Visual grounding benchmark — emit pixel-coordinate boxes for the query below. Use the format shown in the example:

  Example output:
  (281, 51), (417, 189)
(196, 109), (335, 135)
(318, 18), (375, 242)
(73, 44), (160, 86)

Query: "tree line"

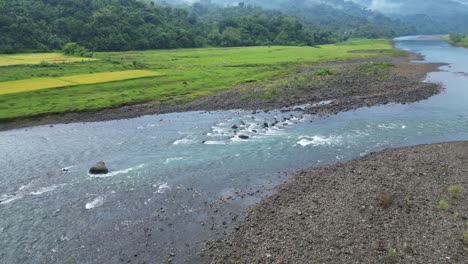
(0, 0), (401, 54)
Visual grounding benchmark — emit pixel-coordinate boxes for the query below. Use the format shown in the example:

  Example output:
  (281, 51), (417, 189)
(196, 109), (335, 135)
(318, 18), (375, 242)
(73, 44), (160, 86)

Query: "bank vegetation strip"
(0, 39), (400, 122)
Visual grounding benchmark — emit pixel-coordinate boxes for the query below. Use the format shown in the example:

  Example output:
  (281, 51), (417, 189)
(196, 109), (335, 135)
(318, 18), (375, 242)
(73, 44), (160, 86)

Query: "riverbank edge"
(206, 141), (468, 263)
(0, 51), (444, 132)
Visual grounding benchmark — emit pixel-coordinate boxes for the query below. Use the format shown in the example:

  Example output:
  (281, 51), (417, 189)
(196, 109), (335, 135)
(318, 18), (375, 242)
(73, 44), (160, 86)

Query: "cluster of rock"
(228, 115), (301, 141)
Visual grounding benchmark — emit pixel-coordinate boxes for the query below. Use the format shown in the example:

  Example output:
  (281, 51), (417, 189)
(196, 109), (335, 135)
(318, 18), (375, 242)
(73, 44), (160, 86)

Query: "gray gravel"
(206, 142), (468, 263)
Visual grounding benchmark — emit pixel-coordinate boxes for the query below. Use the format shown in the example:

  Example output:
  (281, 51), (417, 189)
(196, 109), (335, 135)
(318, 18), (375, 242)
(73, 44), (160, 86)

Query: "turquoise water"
(1, 37), (468, 263)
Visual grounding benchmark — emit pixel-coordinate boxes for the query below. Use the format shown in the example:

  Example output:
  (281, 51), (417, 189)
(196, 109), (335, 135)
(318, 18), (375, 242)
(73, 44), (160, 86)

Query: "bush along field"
(0, 39), (402, 122)
(445, 34), (468, 48)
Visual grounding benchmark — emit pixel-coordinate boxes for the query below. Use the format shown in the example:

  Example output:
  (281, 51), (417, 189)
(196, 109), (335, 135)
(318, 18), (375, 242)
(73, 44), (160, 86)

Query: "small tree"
(62, 42), (92, 57)
(449, 33), (463, 43)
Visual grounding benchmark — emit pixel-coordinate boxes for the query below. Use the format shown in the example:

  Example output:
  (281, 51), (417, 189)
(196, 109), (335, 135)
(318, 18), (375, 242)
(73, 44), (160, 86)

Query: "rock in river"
(89, 161), (109, 174)
(238, 135), (250, 140)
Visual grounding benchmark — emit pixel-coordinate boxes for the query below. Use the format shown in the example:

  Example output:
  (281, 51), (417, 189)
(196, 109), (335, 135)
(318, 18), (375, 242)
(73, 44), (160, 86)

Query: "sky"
(158, 0), (468, 15)
(348, 0), (468, 12)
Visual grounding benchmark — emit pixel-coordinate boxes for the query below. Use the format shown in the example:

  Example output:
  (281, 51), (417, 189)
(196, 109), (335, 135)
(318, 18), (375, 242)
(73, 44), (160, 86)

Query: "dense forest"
(0, 0), (352, 53)
(346, 0), (468, 34)
(224, 0), (411, 38)
(158, 0), (413, 38)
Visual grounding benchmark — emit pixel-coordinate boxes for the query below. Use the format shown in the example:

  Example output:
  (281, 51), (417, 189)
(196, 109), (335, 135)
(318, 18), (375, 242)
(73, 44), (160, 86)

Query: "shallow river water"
(1, 37), (468, 263)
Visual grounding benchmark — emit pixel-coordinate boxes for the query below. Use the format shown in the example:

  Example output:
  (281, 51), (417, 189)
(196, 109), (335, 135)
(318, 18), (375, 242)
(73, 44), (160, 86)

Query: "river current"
(1, 37), (468, 263)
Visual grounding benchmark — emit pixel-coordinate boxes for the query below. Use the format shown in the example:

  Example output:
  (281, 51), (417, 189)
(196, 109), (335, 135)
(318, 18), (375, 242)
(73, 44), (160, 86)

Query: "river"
(1, 36), (468, 263)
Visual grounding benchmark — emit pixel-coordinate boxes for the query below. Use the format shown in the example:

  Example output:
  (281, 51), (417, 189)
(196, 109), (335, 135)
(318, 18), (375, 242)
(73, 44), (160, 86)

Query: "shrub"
(315, 68), (333, 76)
(62, 42), (92, 57)
(377, 192), (394, 209)
(464, 230), (468, 245)
(39, 60), (50, 67)
(388, 247), (396, 257)
(448, 185), (462, 199)
(439, 199), (450, 211)
(449, 33), (464, 43)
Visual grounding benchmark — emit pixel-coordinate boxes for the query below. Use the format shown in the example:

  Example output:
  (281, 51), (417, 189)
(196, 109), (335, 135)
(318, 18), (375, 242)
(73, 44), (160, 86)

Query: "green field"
(0, 70), (162, 95)
(0, 53), (96, 67)
(0, 39), (401, 121)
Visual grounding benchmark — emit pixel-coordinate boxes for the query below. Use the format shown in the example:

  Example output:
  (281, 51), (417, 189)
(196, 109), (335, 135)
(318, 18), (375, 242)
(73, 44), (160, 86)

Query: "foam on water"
(85, 196), (104, 210)
(296, 135), (343, 147)
(173, 138), (194, 145)
(0, 194), (23, 205)
(1, 183), (66, 205)
(377, 123), (406, 129)
(61, 165), (76, 171)
(18, 182), (33, 191)
(204, 141), (227, 145)
(164, 157), (185, 164)
(30, 184), (66, 196)
(154, 183), (171, 194)
(89, 164), (145, 178)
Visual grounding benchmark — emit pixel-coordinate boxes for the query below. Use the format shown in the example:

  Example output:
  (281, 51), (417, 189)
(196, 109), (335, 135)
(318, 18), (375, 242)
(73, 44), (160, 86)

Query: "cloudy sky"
(349, 0), (468, 11)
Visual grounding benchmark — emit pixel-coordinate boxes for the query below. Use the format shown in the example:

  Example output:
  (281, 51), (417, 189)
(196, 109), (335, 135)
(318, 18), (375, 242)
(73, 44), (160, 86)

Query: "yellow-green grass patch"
(0, 70), (162, 95)
(0, 53), (96, 67)
(0, 39), (400, 121)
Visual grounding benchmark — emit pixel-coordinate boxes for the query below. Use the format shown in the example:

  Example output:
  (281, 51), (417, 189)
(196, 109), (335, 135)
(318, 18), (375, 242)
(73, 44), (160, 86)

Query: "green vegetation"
(446, 34), (468, 48)
(62, 43), (92, 58)
(0, 0), (348, 54)
(271, 1), (411, 38)
(438, 199), (450, 211)
(0, 70), (162, 95)
(0, 53), (95, 67)
(358, 62), (394, 75)
(464, 231), (468, 245)
(0, 39), (397, 121)
(448, 185), (462, 199)
(388, 247), (396, 257)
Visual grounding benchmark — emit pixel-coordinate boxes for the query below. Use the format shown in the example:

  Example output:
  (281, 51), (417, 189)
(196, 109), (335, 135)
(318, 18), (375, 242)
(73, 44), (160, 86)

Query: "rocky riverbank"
(0, 52), (443, 131)
(206, 142), (468, 263)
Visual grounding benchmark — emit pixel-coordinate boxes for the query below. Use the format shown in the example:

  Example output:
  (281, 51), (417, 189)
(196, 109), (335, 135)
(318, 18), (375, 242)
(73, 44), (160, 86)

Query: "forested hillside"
(233, 0), (411, 38)
(349, 0), (468, 34)
(0, 0), (349, 53)
(158, 0), (412, 38)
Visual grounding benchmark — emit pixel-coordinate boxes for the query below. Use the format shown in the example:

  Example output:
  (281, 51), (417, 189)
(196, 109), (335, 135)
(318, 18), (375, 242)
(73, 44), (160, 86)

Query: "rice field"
(0, 53), (96, 67)
(0, 70), (162, 95)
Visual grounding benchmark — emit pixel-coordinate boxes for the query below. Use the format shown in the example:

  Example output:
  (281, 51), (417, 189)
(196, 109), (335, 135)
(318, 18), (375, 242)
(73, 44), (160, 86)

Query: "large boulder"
(89, 161), (109, 174)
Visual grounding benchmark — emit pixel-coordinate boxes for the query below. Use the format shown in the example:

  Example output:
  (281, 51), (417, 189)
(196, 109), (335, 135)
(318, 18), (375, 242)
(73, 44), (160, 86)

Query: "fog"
(160, 0), (468, 15)
(152, 0), (468, 33)
(348, 0), (468, 14)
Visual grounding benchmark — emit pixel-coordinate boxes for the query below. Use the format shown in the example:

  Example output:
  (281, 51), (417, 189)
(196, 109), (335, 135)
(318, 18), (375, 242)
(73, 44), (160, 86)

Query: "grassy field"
(0, 53), (96, 67)
(0, 70), (162, 95)
(0, 39), (402, 121)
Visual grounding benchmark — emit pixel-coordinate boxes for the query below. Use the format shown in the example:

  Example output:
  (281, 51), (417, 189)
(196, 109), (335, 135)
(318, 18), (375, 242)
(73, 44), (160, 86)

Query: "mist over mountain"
(348, 0), (468, 33)
(154, 0), (412, 37)
(157, 0), (468, 34)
